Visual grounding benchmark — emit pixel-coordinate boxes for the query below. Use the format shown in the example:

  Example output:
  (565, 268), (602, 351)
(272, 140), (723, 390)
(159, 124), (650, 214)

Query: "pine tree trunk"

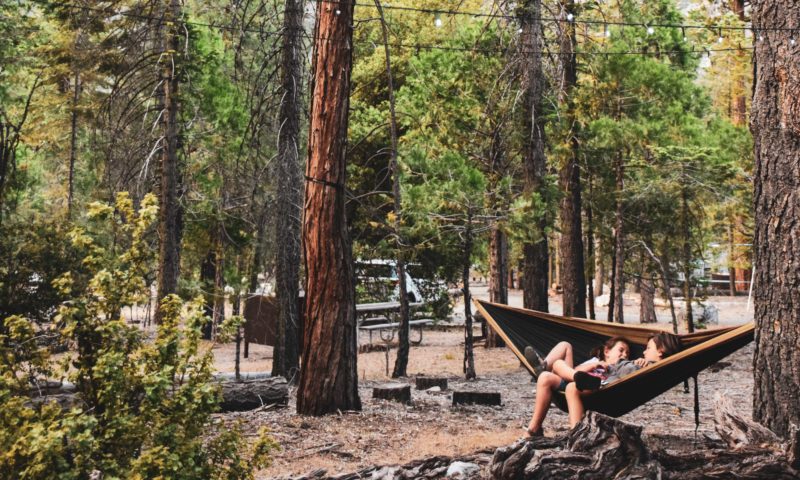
(750, 0), (800, 438)
(728, 220), (737, 296)
(639, 274), (657, 323)
(297, 0), (361, 415)
(154, 0), (183, 323)
(610, 152), (625, 323)
(213, 225), (225, 337)
(519, 0), (549, 313)
(200, 250), (216, 340)
(370, 0), (411, 379)
(595, 236), (604, 296)
(557, 0), (586, 318)
(586, 176), (596, 319)
(681, 188), (694, 333)
(67, 68), (80, 218)
(272, 0), (305, 380)
(463, 210), (476, 380)
(487, 226), (507, 348)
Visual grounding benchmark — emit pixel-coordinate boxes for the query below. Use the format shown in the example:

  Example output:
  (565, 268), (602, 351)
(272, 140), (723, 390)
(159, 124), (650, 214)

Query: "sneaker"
(574, 371), (602, 391)
(524, 346), (548, 376)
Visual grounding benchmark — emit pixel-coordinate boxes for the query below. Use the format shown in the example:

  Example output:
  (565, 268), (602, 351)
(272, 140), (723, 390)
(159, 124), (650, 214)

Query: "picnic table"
(356, 301), (433, 346)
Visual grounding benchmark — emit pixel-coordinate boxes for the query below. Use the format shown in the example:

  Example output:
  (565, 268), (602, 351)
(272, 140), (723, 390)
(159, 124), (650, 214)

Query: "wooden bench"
(359, 319), (433, 346)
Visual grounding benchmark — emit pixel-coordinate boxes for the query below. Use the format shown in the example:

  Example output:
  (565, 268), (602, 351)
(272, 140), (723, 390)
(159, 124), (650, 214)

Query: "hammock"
(474, 299), (754, 417)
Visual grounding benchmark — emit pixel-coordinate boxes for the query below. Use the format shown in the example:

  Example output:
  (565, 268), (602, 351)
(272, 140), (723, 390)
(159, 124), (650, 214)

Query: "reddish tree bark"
(750, 0), (800, 438)
(297, 0), (361, 415)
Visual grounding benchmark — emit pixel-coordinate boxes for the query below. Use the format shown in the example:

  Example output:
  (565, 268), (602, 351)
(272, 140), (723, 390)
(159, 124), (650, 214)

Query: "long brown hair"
(589, 336), (631, 361)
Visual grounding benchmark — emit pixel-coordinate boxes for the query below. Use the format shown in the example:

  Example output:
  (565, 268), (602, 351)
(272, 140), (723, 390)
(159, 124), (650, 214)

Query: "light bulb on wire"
(566, 13), (574, 22)
(434, 14), (443, 28)
(646, 26), (655, 35)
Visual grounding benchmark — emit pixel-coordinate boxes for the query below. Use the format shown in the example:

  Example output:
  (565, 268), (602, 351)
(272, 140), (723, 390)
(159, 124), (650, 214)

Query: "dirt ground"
(210, 290), (756, 479)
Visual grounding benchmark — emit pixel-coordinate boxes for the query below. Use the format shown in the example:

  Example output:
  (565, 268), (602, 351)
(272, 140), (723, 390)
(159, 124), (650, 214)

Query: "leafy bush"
(0, 193), (275, 479)
(0, 219), (86, 325)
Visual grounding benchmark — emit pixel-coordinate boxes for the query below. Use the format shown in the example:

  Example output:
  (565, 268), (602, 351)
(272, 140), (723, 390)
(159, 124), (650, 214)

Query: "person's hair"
(590, 336), (631, 361)
(650, 332), (683, 358)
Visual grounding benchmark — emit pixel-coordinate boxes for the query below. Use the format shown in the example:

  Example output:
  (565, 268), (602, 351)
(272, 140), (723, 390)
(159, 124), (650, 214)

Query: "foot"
(523, 427), (543, 440)
(524, 346), (548, 376)
(574, 371), (602, 391)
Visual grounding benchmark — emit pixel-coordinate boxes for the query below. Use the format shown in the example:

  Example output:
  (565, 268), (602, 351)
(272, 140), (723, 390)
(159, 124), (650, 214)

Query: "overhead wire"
(27, 0), (765, 57)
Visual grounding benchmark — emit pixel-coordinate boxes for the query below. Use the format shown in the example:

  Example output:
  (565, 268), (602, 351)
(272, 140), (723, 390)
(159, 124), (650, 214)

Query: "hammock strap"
(693, 375), (700, 432)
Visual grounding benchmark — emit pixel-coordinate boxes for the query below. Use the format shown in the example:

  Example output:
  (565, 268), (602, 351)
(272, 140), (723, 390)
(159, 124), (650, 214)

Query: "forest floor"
(210, 290), (755, 479)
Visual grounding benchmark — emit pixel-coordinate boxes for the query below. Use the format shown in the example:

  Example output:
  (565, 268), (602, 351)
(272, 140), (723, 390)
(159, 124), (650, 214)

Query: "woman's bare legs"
(565, 382), (585, 428)
(526, 372), (562, 434)
(544, 341), (574, 369)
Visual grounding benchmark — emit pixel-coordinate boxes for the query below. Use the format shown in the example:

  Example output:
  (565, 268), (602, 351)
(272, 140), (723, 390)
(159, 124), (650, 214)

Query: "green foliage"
(0, 193), (270, 479)
(0, 219), (85, 324)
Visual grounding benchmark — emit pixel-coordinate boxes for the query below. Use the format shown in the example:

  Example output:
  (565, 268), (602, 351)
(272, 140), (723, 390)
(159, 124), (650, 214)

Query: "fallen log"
(26, 377), (289, 413)
(219, 377), (289, 412)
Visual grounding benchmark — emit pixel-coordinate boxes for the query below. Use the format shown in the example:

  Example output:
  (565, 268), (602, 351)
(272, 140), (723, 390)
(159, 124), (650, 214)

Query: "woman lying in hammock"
(524, 332), (682, 438)
(523, 336), (632, 438)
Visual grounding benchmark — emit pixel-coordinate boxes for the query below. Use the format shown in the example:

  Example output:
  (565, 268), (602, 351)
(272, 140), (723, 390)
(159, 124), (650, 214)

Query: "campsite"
(221, 291), (766, 478)
(2, 0), (800, 479)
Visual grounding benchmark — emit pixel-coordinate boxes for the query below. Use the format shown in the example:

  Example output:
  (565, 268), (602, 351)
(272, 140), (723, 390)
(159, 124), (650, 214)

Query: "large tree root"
(280, 394), (798, 479)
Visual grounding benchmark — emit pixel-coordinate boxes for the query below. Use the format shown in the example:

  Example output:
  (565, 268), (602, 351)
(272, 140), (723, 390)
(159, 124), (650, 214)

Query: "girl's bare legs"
(550, 359), (578, 382)
(526, 372), (562, 434)
(544, 341), (574, 369)
(565, 382), (585, 428)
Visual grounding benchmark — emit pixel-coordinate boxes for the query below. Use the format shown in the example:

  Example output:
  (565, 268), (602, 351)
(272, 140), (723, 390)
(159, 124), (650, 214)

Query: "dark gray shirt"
(602, 359), (655, 385)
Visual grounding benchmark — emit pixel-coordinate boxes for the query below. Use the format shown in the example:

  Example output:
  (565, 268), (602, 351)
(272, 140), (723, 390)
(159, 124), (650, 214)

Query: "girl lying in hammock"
(523, 336), (632, 438)
(524, 332), (682, 438)
(563, 332), (682, 429)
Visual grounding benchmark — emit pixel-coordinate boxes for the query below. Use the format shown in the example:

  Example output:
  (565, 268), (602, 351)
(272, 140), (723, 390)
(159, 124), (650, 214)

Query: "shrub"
(0, 193), (273, 480)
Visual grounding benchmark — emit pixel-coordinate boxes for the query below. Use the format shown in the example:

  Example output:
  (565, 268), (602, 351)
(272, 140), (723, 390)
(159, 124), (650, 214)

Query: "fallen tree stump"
(491, 412), (660, 479)
(373, 383), (411, 403)
(452, 391), (501, 406)
(416, 376), (448, 391)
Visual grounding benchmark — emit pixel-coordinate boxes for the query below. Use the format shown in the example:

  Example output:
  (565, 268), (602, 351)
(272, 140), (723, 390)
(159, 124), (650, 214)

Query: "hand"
(633, 358), (649, 368)
(596, 361), (609, 369)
